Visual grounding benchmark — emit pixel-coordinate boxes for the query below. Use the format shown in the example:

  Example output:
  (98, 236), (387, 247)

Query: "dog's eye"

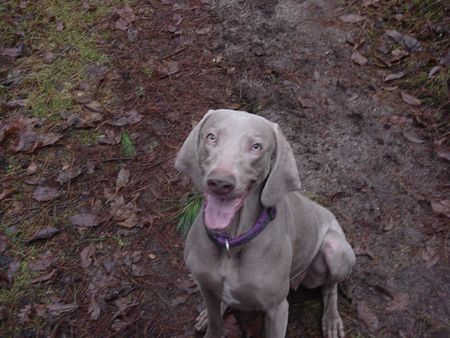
(206, 133), (216, 142)
(251, 143), (262, 151)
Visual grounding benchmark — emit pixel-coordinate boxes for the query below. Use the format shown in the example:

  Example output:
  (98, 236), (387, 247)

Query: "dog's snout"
(207, 176), (236, 195)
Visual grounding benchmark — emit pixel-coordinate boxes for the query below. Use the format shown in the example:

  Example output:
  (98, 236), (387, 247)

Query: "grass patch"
(0, 0), (113, 120)
(360, 0), (449, 139)
(0, 261), (34, 305)
(176, 191), (202, 236)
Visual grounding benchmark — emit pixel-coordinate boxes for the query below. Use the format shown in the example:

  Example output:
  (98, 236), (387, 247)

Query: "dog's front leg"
(199, 286), (224, 338)
(265, 299), (289, 338)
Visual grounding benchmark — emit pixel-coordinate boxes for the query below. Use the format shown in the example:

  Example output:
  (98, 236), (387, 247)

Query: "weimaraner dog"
(175, 109), (355, 338)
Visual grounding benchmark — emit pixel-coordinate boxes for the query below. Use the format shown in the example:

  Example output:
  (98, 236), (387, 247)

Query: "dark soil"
(1, 0), (449, 337)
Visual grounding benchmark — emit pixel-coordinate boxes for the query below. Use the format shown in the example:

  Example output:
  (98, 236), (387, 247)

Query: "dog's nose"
(207, 177), (236, 195)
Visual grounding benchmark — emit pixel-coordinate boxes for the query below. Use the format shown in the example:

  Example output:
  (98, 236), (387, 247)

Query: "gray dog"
(175, 109), (355, 338)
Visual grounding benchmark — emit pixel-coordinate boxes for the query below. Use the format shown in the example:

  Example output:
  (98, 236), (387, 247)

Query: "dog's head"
(175, 109), (301, 230)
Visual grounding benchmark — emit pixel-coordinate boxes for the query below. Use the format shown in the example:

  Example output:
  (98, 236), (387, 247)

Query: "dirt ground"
(1, 0), (449, 337)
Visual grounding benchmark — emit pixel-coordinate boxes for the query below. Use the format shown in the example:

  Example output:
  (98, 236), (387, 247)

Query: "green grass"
(0, 0), (113, 120)
(176, 191), (202, 236)
(0, 261), (34, 305)
(121, 131), (136, 158)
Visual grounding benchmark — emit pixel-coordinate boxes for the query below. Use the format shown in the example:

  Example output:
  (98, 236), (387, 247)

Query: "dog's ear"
(175, 110), (213, 189)
(261, 123), (301, 207)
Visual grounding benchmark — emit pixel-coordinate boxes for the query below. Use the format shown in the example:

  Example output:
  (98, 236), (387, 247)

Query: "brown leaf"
(391, 48), (409, 62)
(69, 213), (99, 227)
(339, 14), (366, 24)
(47, 302), (78, 316)
(56, 167), (83, 185)
(32, 186), (60, 202)
(297, 96), (314, 108)
(224, 313), (243, 338)
(109, 109), (143, 127)
(357, 301), (379, 333)
(29, 255), (55, 272)
(421, 245), (440, 269)
(26, 227), (60, 244)
(0, 188), (16, 201)
(362, 0), (380, 7)
(98, 129), (120, 145)
(26, 162), (38, 175)
(430, 199), (450, 218)
(435, 146), (450, 161)
(171, 294), (188, 307)
(385, 30), (421, 52)
(384, 72), (405, 82)
(31, 269), (56, 284)
(0, 235), (8, 253)
(1, 45), (23, 58)
(7, 258), (21, 284)
(115, 5), (136, 30)
(84, 101), (103, 113)
(88, 295), (101, 320)
(80, 244), (96, 268)
(400, 91), (421, 106)
(56, 20), (65, 32)
(159, 61), (179, 77)
(196, 26), (212, 34)
(18, 304), (32, 324)
(402, 130), (426, 144)
(116, 168), (130, 192)
(351, 51), (368, 66)
(386, 293), (409, 312)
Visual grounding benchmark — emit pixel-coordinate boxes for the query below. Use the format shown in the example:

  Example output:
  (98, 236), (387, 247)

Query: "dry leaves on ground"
(32, 186), (60, 202)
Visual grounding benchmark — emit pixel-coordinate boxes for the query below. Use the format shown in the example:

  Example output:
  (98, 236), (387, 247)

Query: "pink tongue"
(204, 194), (240, 230)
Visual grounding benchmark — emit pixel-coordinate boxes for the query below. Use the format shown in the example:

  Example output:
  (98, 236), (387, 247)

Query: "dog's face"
(176, 109), (301, 231)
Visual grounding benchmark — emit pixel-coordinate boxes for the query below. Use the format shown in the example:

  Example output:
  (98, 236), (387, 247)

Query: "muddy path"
(1, 0), (448, 337)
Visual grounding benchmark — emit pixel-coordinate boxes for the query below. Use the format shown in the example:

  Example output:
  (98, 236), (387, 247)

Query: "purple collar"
(204, 207), (276, 251)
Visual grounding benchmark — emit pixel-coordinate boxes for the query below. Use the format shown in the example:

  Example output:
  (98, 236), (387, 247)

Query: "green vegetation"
(176, 191), (202, 236)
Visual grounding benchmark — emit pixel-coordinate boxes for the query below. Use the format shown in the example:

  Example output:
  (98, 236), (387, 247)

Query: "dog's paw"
(322, 314), (344, 338)
(194, 309), (208, 332)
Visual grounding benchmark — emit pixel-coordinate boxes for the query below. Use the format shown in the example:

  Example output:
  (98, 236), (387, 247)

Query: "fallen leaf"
(339, 14), (366, 24)
(384, 72), (405, 82)
(18, 304), (32, 324)
(386, 293), (409, 312)
(7, 258), (21, 284)
(1, 45), (23, 58)
(26, 227), (60, 244)
(385, 30), (421, 52)
(196, 26), (212, 34)
(391, 48), (409, 62)
(115, 5), (136, 31)
(421, 245), (440, 269)
(84, 101), (103, 113)
(56, 20), (65, 32)
(428, 66), (442, 78)
(401, 91), (421, 106)
(160, 61), (179, 77)
(98, 129), (120, 145)
(110, 196), (139, 228)
(26, 162), (38, 175)
(80, 244), (96, 268)
(402, 130), (426, 144)
(116, 168), (130, 192)
(224, 313), (243, 338)
(33, 186), (60, 202)
(0, 235), (8, 253)
(0, 188), (16, 201)
(435, 145), (450, 161)
(31, 269), (56, 284)
(56, 167), (83, 185)
(171, 294), (188, 307)
(29, 255), (55, 271)
(297, 96), (314, 108)
(130, 264), (148, 276)
(110, 110), (143, 127)
(69, 213), (99, 227)
(102, 258), (116, 274)
(430, 199), (450, 218)
(362, 0), (380, 7)
(88, 295), (101, 320)
(351, 51), (368, 66)
(357, 301), (379, 333)
(47, 302), (78, 316)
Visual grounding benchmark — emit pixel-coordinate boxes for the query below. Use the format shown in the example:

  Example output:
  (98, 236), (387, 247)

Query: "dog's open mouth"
(204, 190), (249, 231)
